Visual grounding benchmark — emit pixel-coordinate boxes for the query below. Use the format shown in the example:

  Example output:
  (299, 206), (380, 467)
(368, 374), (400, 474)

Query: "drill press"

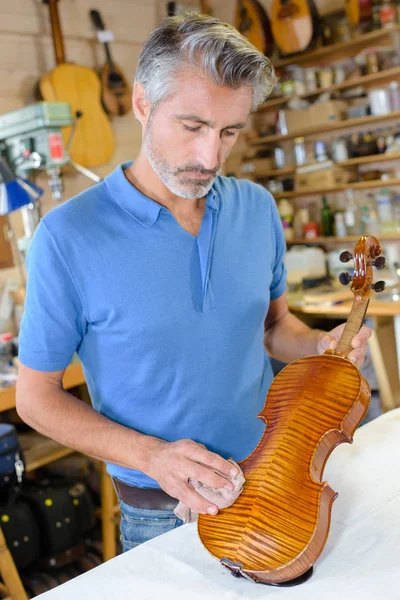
(0, 101), (101, 202)
(0, 101), (102, 261)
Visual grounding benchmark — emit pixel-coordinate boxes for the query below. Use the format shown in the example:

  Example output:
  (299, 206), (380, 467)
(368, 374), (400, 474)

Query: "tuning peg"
(370, 280), (386, 293)
(372, 256), (386, 269)
(339, 251), (353, 263)
(339, 271), (353, 286)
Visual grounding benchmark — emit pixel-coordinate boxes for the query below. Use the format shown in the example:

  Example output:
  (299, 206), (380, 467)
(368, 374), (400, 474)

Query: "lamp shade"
(0, 159), (44, 216)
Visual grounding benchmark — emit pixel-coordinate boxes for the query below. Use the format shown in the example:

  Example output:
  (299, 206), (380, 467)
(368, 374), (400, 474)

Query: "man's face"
(141, 72), (253, 199)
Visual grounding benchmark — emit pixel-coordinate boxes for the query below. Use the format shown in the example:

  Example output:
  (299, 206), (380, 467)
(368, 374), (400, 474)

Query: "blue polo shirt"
(19, 162), (287, 488)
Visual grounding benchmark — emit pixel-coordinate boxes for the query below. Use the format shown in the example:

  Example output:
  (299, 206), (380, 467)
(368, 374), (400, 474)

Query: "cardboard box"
(285, 100), (348, 134)
(310, 100), (348, 127)
(285, 108), (311, 134)
(295, 162), (355, 190)
(240, 157), (274, 177)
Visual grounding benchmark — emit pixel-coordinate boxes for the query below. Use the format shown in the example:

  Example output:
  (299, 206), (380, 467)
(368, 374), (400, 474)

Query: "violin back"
(198, 353), (370, 584)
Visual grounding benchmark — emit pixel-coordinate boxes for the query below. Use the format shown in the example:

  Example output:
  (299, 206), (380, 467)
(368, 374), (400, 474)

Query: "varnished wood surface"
(41, 63), (115, 167)
(198, 354), (370, 584)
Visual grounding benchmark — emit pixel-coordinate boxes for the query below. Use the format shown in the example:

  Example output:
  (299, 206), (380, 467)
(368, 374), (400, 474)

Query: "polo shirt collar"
(105, 162), (219, 228)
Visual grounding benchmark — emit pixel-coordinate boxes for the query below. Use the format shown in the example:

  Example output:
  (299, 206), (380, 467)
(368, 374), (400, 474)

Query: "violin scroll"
(338, 235), (386, 298)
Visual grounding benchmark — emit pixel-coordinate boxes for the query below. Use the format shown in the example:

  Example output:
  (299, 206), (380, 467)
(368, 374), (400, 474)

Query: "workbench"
(35, 408), (400, 600)
(289, 298), (400, 412)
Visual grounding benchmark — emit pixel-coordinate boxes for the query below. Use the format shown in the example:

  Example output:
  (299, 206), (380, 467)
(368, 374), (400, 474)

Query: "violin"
(198, 235), (386, 585)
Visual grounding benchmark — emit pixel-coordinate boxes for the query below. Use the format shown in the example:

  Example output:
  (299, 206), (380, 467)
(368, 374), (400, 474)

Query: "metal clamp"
(220, 558), (256, 583)
(14, 452), (24, 484)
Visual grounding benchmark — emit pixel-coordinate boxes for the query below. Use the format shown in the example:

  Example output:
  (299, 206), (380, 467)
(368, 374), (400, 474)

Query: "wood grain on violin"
(40, 0), (115, 167)
(198, 236), (384, 584)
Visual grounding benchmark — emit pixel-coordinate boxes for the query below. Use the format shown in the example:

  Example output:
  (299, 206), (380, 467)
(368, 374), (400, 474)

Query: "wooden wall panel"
(0, 0), (153, 286)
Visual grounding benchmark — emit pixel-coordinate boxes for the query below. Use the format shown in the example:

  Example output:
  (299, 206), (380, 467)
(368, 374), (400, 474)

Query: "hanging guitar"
(235, 0), (274, 57)
(198, 235), (386, 585)
(270, 0), (319, 56)
(345, 0), (373, 28)
(40, 0), (115, 167)
(89, 10), (132, 117)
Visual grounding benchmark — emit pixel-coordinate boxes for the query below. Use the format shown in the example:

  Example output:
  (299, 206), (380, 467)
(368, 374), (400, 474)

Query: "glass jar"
(335, 18), (351, 42)
(281, 74), (295, 97)
(304, 69), (318, 92)
(331, 138), (349, 162)
(380, 0), (397, 27)
(314, 140), (329, 162)
(291, 67), (306, 95)
(334, 64), (346, 84)
(294, 137), (307, 166)
(366, 51), (379, 74)
(274, 147), (286, 169)
(318, 67), (333, 89)
(389, 81), (400, 111)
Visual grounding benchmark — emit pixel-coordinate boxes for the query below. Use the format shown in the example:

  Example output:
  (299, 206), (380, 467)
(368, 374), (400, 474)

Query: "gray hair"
(135, 12), (276, 112)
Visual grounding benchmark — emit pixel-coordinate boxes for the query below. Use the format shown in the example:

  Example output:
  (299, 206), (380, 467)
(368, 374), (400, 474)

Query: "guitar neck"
(47, 0), (66, 64)
(335, 295), (369, 358)
(103, 42), (115, 71)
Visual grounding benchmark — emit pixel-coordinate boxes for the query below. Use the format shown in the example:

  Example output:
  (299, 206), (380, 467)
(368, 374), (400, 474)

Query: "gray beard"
(143, 125), (217, 200)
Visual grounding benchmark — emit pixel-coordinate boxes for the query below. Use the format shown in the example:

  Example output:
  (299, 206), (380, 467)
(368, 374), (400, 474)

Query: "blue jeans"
(119, 498), (185, 552)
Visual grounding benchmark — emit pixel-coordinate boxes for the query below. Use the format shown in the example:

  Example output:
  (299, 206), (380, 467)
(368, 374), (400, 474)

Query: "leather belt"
(113, 478), (179, 511)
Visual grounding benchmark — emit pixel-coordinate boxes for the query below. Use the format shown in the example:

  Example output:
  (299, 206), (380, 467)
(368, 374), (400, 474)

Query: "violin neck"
(335, 295), (369, 358)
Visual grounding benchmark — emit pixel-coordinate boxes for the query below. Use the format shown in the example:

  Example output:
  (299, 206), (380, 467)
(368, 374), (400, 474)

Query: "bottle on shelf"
(376, 188), (395, 232)
(379, 0), (397, 28)
(293, 207), (310, 238)
(361, 193), (380, 234)
(376, 128), (387, 153)
(278, 198), (294, 241)
(294, 137), (307, 166)
(321, 196), (334, 236)
(393, 193), (400, 232)
(334, 211), (347, 237)
(343, 189), (362, 234)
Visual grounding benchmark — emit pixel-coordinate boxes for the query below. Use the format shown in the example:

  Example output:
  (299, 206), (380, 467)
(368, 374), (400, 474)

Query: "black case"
(0, 498), (41, 569)
(0, 423), (24, 496)
(22, 479), (96, 558)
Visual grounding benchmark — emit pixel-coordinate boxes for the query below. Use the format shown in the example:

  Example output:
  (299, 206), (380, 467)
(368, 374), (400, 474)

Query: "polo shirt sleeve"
(18, 220), (86, 372)
(269, 194), (287, 300)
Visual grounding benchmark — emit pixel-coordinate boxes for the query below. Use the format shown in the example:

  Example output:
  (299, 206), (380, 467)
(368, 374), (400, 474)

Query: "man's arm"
(16, 365), (238, 515)
(264, 292), (370, 366)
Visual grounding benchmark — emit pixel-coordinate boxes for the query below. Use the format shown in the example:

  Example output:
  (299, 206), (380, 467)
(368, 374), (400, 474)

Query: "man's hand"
(317, 324), (372, 367)
(146, 439), (238, 516)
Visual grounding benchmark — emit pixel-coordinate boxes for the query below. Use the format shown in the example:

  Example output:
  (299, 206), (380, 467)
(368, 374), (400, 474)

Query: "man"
(16, 13), (370, 552)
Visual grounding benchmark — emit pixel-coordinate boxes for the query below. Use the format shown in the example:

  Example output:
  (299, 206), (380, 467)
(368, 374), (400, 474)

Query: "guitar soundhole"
(108, 72), (124, 88)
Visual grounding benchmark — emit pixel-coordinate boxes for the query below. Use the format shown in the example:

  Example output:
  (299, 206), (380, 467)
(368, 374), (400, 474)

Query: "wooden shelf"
(287, 233), (400, 245)
(247, 166), (295, 178)
(259, 66), (400, 112)
(338, 152), (400, 167)
(249, 154), (400, 180)
(258, 96), (289, 112)
(19, 433), (75, 473)
(273, 26), (400, 69)
(274, 177), (400, 199)
(250, 110), (400, 145)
